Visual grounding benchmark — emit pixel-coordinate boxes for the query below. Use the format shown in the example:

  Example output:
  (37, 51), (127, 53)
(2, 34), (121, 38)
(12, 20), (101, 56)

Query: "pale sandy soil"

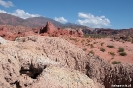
(62, 37), (133, 64)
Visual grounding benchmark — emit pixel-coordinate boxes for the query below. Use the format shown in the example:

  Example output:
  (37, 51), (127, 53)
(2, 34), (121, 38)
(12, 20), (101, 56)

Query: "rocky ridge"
(0, 36), (99, 88)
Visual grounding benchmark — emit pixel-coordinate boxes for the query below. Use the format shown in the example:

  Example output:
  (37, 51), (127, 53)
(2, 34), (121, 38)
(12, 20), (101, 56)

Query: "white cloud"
(0, 9), (40, 19)
(0, 0), (14, 8)
(77, 12), (110, 28)
(0, 9), (7, 13)
(54, 17), (67, 23)
(10, 9), (40, 19)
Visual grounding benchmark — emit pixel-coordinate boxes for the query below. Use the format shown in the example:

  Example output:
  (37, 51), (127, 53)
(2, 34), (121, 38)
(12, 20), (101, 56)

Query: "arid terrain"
(64, 37), (133, 64)
(0, 20), (133, 88)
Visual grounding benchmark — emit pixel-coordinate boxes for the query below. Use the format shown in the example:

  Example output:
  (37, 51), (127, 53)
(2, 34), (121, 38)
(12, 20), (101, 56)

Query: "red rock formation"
(77, 28), (84, 37)
(36, 22), (83, 37)
(0, 22), (84, 41)
(38, 22), (57, 34)
(0, 25), (33, 40)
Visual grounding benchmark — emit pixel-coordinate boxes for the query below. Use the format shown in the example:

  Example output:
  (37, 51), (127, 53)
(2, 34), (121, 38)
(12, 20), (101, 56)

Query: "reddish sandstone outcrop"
(36, 22), (83, 37)
(0, 22), (84, 41)
(38, 22), (57, 34)
(0, 26), (32, 40)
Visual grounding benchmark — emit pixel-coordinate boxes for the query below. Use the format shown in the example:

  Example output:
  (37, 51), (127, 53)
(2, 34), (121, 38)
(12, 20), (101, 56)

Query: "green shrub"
(119, 52), (127, 56)
(118, 47), (124, 52)
(107, 45), (114, 48)
(108, 52), (115, 56)
(69, 38), (78, 42)
(90, 44), (94, 48)
(112, 61), (121, 64)
(84, 34), (107, 38)
(89, 50), (94, 54)
(100, 48), (105, 52)
(93, 42), (97, 44)
(101, 42), (104, 46)
(84, 34), (90, 38)
(81, 39), (85, 43)
(87, 39), (91, 43)
(86, 44), (90, 46)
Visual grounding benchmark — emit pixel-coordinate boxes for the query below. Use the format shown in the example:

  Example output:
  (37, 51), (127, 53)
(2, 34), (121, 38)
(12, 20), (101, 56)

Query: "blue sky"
(0, 0), (133, 29)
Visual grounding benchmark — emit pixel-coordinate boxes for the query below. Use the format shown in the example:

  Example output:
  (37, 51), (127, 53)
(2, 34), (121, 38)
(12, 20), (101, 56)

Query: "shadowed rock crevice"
(19, 65), (47, 79)
(14, 81), (21, 88)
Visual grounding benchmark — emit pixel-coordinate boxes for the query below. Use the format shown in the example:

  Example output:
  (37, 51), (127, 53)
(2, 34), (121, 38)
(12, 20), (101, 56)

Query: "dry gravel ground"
(64, 37), (133, 64)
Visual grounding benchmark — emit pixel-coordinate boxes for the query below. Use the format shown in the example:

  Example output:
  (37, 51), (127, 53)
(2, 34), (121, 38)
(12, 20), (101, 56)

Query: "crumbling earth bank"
(0, 36), (98, 88)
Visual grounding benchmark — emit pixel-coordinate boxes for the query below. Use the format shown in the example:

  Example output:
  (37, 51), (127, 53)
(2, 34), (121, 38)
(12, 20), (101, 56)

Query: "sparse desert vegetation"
(81, 39), (85, 43)
(89, 50), (94, 55)
(84, 34), (107, 38)
(112, 61), (121, 64)
(90, 44), (94, 48)
(101, 42), (104, 46)
(86, 43), (90, 46)
(118, 47), (127, 56)
(69, 37), (78, 42)
(66, 37), (133, 64)
(108, 52), (115, 57)
(118, 47), (124, 52)
(107, 45), (114, 48)
(100, 48), (105, 52)
(87, 39), (91, 43)
(119, 52), (127, 56)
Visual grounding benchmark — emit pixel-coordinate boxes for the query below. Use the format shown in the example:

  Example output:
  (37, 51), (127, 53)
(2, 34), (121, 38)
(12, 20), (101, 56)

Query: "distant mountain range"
(0, 13), (90, 30)
(1, 13), (133, 37)
(0, 13), (133, 42)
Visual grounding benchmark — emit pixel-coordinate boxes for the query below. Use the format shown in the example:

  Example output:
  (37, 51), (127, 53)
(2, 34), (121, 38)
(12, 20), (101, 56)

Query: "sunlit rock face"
(0, 35), (133, 88)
